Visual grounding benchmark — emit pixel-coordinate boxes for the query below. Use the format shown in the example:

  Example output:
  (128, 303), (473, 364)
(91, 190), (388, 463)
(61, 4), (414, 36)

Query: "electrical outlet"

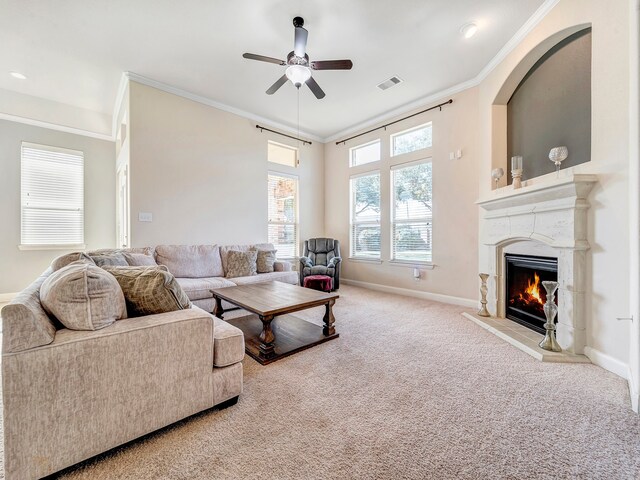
(138, 212), (153, 222)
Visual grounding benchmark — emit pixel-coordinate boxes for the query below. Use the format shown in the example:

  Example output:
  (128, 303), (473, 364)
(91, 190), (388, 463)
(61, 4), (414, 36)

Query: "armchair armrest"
(327, 257), (342, 268)
(274, 260), (293, 272)
(299, 256), (313, 268)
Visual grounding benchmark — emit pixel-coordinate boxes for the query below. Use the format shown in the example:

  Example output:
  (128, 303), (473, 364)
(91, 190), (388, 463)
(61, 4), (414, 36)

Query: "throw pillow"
(256, 249), (277, 273)
(123, 252), (157, 266)
(155, 244), (224, 278)
(102, 265), (191, 317)
(51, 252), (95, 271)
(90, 252), (129, 267)
(225, 250), (258, 278)
(40, 261), (127, 331)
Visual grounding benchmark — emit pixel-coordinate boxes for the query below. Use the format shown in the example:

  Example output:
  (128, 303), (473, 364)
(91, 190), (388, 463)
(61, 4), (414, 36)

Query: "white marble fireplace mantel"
(476, 173), (598, 355)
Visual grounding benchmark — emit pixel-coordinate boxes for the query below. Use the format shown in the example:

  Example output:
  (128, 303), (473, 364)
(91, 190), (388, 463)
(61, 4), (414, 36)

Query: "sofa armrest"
(2, 307), (215, 479)
(274, 260), (293, 272)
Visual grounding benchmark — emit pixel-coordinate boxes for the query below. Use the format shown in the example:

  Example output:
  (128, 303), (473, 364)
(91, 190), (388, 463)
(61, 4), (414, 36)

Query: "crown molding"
(124, 72), (323, 143)
(0, 112), (113, 141)
(322, 0), (560, 143)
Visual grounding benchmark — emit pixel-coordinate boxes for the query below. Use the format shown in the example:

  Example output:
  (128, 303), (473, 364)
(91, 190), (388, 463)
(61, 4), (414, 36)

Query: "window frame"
(267, 171), (299, 260)
(390, 158), (433, 264)
(349, 139), (381, 168)
(19, 142), (86, 250)
(390, 122), (433, 157)
(267, 140), (299, 168)
(349, 170), (382, 261)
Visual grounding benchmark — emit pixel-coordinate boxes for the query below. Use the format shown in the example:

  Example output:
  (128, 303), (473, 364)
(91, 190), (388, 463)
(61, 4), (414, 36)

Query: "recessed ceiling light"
(461, 23), (478, 39)
(10, 71), (27, 80)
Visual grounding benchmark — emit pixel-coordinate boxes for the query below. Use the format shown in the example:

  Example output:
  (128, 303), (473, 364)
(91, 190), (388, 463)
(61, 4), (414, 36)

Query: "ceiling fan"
(243, 16), (353, 99)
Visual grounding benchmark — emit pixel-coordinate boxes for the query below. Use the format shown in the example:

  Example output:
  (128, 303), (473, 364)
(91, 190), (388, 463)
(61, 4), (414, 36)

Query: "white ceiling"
(0, 0), (547, 139)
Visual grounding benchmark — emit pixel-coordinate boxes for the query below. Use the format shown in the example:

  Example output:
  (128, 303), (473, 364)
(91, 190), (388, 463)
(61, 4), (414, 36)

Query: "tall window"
(21, 142), (84, 247)
(350, 172), (381, 259)
(391, 122), (432, 156)
(268, 173), (298, 258)
(350, 139), (380, 167)
(391, 161), (432, 262)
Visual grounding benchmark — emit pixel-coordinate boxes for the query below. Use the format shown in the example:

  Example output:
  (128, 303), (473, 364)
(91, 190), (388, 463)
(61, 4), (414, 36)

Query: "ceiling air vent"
(377, 76), (403, 91)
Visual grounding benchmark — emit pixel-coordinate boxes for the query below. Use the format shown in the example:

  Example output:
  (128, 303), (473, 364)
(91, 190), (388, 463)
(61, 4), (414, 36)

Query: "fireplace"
(505, 254), (558, 334)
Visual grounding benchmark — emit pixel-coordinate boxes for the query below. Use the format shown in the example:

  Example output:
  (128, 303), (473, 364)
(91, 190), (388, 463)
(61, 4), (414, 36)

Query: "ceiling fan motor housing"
(293, 16), (304, 27)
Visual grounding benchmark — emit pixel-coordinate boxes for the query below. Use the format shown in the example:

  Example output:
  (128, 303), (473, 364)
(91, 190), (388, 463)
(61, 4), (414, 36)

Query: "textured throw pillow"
(123, 252), (157, 266)
(102, 265), (191, 317)
(51, 252), (95, 271)
(155, 244), (224, 278)
(40, 261), (127, 331)
(225, 250), (258, 278)
(256, 249), (277, 273)
(90, 251), (129, 267)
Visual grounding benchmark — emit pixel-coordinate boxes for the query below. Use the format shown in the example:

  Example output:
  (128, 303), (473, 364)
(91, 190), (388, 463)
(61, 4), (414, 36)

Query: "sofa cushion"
(51, 252), (96, 272)
(220, 244), (273, 275)
(123, 252), (157, 266)
(103, 266), (191, 317)
(90, 252), (129, 267)
(213, 317), (245, 367)
(40, 262), (127, 331)
(225, 250), (258, 278)
(256, 249), (277, 273)
(176, 277), (236, 301)
(155, 244), (224, 278)
(1, 268), (57, 353)
(231, 271), (298, 286)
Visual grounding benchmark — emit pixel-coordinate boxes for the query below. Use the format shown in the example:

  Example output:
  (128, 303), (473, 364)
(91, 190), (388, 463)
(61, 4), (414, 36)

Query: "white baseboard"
(583, 346), (629, 379)
(341, 278), (477, 308)
(0, 292), (18, 303)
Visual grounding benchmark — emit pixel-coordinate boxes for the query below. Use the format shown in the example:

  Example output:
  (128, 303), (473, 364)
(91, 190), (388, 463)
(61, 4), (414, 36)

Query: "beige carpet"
(12, 285), (640, 479)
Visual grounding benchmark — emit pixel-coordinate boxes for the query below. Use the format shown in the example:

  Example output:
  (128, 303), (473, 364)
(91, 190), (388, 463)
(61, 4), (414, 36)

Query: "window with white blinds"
(267, 173), (298, 258)
(391, 160), (432, 262)
(21, 143), (85, 247)
(350, 172), (381, 259)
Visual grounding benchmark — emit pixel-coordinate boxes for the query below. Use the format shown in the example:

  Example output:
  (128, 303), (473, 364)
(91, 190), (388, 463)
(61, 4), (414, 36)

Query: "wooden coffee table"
(211, 281), (339, 365)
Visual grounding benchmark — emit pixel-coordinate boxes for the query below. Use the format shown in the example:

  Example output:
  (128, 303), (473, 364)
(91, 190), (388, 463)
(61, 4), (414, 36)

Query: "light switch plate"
(138, 212), (153, 222)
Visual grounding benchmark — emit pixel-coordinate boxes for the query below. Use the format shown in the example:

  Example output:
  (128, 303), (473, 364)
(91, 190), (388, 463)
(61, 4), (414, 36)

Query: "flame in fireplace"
(525, 272), (544, 305)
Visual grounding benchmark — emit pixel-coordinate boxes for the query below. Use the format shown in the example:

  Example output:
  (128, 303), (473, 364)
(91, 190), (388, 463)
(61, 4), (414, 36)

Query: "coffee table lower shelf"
(226, 313), (340, 365)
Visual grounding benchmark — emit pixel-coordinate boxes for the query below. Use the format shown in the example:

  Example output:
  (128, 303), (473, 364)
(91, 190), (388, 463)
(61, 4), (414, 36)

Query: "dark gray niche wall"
(507, 28), (592, 184)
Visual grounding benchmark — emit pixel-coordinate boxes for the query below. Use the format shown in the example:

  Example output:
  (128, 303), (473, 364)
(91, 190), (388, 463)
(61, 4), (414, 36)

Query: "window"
(391, 161), (432, 262)
(350, 172), (381, 259)
(268, 173), (298, 258)
(21, 142), (84, 247)
(268, 141), (298, 167)
(391, 122), (432, 156)
(350, 140), (380, 167)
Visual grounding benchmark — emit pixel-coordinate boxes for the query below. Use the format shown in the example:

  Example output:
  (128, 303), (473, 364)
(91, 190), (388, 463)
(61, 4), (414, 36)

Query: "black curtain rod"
(335, 99), (453, 145)
(256, 125), (312, 145)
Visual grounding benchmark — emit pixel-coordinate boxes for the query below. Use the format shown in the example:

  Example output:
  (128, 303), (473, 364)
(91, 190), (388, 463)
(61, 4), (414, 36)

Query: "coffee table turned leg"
(213, 296), (224, 319)
(258, 314), (276, 359)
(323, 299), (336, 336)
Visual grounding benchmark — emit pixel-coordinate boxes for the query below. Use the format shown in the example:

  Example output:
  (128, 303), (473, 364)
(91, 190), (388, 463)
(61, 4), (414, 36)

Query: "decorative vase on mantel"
(539, 281), (562, 352)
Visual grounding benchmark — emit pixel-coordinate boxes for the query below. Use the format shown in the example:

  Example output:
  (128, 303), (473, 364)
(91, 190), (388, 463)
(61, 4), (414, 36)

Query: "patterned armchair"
(299, 238), (341, 291)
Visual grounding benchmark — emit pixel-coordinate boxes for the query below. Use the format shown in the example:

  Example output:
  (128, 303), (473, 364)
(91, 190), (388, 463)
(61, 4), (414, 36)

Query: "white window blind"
(350, 172), (381, 259)
(350, 139), (380, 167)
(268, 173), (298, 258)
(391, 161), (432, 262)
(21, 143), (84, 247)
(391, 122), (432, 156)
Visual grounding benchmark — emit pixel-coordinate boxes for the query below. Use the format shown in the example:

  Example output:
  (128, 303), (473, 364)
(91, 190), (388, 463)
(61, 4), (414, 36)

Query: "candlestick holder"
(511, 169), (523, 189)
(478, 273), (490, 317)
(539, 281), (562, 352)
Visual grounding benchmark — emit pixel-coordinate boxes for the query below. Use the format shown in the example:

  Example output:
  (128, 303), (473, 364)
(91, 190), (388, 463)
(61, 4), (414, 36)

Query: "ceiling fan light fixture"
(461, 23), (478, 39)
(285, 64), (311, 87)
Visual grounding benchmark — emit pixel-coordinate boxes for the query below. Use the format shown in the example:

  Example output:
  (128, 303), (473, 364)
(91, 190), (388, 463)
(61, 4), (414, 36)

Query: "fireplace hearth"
(505, 254), (558, 334)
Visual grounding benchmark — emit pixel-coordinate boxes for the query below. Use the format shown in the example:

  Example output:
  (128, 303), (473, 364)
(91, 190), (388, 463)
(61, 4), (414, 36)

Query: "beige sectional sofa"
(1, 243), (295, 479)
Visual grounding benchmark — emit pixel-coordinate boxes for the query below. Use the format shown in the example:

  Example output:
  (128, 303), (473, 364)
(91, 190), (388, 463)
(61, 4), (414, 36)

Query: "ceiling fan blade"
(306, 77), (325, 99)
(266, 74), (289, 95)
(311, 59), (353, 70)
(294, 27), (308, 57)
(243, 53), (286, 66)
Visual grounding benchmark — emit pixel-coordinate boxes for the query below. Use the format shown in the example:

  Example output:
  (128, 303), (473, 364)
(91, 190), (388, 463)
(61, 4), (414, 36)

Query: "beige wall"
(0, 120), (116, 293)
(479, 0), (632, 367)
(127, 81), (325, 251)
(324, 87), (480, 303)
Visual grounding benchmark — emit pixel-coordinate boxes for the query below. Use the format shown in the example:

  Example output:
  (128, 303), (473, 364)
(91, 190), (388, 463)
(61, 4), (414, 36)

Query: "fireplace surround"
(477, 174), (597, 354)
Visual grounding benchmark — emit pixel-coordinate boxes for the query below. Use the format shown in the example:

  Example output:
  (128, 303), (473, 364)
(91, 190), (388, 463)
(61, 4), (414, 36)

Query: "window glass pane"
(350, 172), (380, 258)
(392, 123), (432, 156)
(268, 224), (297, 258)
(391, 162), (432, 262)
(21, 143), (84, 246)
(350, 140), (380, 167)
(268, 141), (297, 167)
(268, 173), (298, 258)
